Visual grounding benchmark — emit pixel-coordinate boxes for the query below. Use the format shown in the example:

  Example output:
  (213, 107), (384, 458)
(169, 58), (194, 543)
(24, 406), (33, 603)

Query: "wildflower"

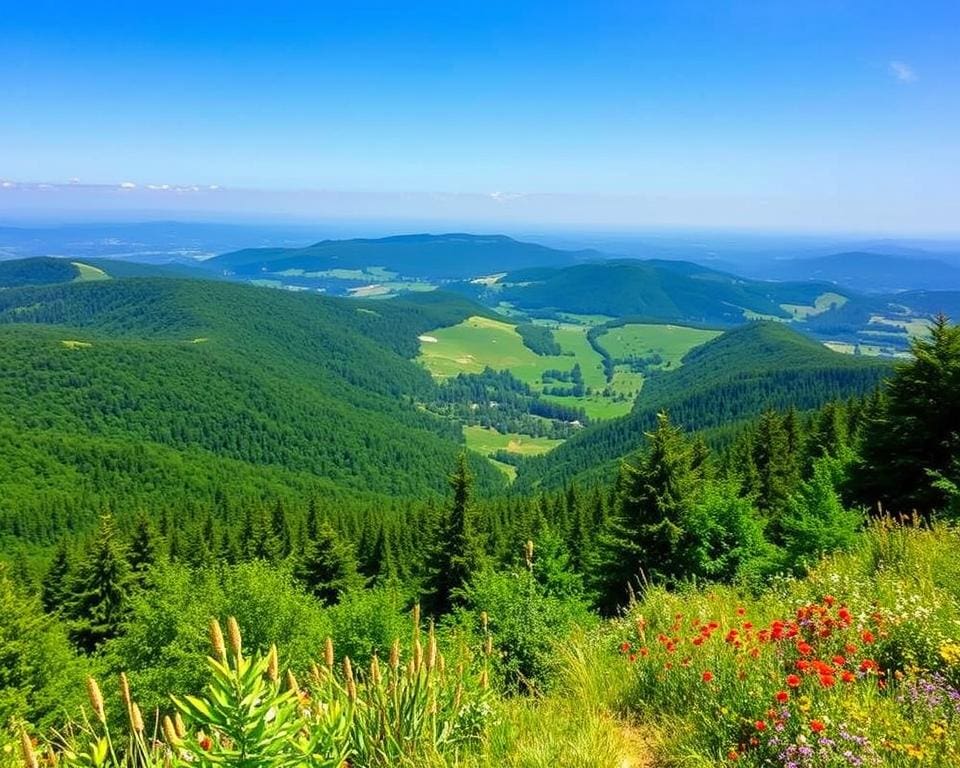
(755, 720), (767, 731)
(619, 641), (631, 654)
(775, 690), (790, 703)
(786, 674), (802, 688)
(198, 732), (212, 751)
(819, 674), (836, 688)
(702, 670), (714, 683)
(861, 630), (875, 644)
(841, 671), (855, 683)
(810, 719), (826, 733)
(727, 749), (739, 761)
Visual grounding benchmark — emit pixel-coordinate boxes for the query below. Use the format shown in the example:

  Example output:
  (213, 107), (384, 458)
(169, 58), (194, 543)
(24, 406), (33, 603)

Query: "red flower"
(841, 671), (855, 683)
(198, 734), (212, 751)
(775, 690), (789, 703)
(819, 674), (836, 688)
(832, 655), (846, 666)
(619, 642), (631, 654)
(861, 630), (875, 644)
(755, 720), (767, 731)
(786, 674), (802, 688)
(736, 607), (746, 616)
(727, 749), (739, 761)
(859, 659), (878, 673)
(701, 670), (714, 683)
(844, 643), (858, 655)
(810, 720), (826, 733)
(796, 641), (814, 656)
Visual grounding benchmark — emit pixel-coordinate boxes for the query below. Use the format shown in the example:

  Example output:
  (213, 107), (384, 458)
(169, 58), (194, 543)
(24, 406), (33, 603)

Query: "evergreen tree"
(421, 454), (486, 615)
(127, 514), (160, 584)
(751, 410), (800, 531)
(593, 413), (702, 611)
(65, 515), (134, 652)
(857, 314), (960, 517)
(295, 522), (364, 605)
(41, 539), (73, 613)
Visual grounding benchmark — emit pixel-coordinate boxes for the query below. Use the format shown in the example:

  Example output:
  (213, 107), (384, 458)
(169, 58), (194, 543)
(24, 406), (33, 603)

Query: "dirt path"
(617, 721), (659, 768)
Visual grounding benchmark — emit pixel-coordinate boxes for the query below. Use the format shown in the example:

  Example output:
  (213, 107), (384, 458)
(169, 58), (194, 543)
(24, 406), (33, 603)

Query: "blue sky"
(2, 1), (958, 232)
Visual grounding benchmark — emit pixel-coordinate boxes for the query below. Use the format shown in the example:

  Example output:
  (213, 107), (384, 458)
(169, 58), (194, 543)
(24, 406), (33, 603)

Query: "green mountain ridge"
(0, 279), (507, 534)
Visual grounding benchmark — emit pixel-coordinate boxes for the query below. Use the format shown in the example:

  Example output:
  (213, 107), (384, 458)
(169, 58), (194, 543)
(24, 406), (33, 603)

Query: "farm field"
(595, 323), (722, 369)
(417, 315), (634, 419)
(780, 291), (848, 319)
(71, 261), (110, 281)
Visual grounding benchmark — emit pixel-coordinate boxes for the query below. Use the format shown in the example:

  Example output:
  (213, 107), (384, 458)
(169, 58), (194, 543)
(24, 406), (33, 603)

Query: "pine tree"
(127, 515), (160, 584)
(751, 410), (800, 530)
(65, 515), (133, 652)
(295, 522), (364, 605)
(857, 314), (960, 517)
(421, 454), (486, 615)
(593, 413), (702, 611)
(41, 539), (73, 613)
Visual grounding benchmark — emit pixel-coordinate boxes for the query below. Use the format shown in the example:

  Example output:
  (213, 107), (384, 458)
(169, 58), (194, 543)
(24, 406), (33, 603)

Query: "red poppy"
(819, 674), (836, 688)
(832, 655), (846, 666)
(701, 670), (714, 683)
(619, 642), (631, 654)
(775, 690), (789, 703)
(810, 720), (825, 733)
(728, 749), (739, 761)
(755, 720), (766, 731)
(786, 674), (802, 687)
(861, 630), (875, 644)
(841, 671), (855, 683)
(797, 641), (814, 656)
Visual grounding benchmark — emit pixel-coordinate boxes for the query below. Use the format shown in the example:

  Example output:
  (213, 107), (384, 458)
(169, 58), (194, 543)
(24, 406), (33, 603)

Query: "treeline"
(427, 367), (586, 438)
(516, 323), (563, 356)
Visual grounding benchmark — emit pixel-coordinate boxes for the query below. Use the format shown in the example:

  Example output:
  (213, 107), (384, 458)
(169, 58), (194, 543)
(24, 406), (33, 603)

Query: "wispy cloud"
(889, 60), (917, 83)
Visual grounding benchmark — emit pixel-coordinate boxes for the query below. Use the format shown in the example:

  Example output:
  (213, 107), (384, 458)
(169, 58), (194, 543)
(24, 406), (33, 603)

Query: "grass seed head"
(162, 716), (180, 747)
(324, 636), (335, 670)
(286, 669), (299, 693)
(20, 729), (38, 768)
(226, 617), (242, 661)
(209, 619), (227, 662)
(266, 644), (279, 683)
(86, 677), (106, 724)
(130, 702), (145, 733)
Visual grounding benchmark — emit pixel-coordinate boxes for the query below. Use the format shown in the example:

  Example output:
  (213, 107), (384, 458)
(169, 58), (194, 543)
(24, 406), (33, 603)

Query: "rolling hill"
(0, 255), (217, 288)
(513, 322), (892, 489)
(204, 233), (599, 282)
(476, 259), (840, 326)
(0, 278), (507, 541)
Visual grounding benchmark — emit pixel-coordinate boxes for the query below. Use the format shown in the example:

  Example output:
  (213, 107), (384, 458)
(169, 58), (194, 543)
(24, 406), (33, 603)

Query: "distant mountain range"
(748, 251), (960, 293)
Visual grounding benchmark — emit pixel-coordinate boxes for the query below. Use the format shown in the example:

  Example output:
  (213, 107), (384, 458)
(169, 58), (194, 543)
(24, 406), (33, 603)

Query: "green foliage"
(422, 456), (487, 616)
(857, 313), (960, 517)
(516, 324), (562, 356)
(295, 521), (365, 605)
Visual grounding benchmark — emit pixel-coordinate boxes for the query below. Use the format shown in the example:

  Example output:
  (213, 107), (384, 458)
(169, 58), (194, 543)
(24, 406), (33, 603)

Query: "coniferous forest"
(0, 266), (958, 767)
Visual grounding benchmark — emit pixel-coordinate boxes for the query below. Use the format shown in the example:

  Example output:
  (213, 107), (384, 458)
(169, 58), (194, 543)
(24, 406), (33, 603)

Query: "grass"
(463, 425), (563, 457)
(417, 316), (634, 420)
(595, 323), (721, 369)
(60, 340), (93, 349)
(71, 262), (110, 282)
(781, 291), (848, 319)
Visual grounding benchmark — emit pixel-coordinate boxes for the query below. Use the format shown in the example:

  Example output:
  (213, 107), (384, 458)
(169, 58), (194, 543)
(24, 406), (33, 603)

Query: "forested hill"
(514, 322), (892, 489)
(0, 279), (506, 536)
(479, 259), (837, 325)
(204, 233), (599, 279)
(0, 256), (218, 287)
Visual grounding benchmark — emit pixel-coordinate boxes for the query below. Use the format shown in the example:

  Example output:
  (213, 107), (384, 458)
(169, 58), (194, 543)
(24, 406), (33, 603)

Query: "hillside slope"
(515, 322), (891, 488)
(484, 260), (839, 326)
(0, 279), (505, 524)
(205, 233), (597, 280)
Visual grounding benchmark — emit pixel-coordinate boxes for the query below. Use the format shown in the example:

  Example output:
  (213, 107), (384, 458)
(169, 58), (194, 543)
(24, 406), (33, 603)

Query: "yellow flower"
(939, 643), (960, 666)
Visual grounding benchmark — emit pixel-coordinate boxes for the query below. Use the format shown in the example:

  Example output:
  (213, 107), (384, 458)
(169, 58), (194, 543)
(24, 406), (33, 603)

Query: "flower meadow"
(607, 520), (960, 767)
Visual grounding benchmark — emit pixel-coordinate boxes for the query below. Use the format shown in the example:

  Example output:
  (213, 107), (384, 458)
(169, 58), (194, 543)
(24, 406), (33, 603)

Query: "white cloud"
(889, 60), (917, 83)
(119, 181), (137, 189)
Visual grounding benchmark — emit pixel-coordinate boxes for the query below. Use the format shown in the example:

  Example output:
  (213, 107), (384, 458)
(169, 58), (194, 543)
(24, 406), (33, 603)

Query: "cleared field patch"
(781, 291), (848, 319)
(71, 262), (110, 282)
(60, 340), (92, 349)
(417, 315), (633, 419)
(596, 323), (721, 369)
(463, 425), (563, 457)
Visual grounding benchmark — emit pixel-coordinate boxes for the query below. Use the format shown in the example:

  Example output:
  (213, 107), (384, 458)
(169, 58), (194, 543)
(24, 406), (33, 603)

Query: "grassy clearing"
(596, 323), (721, 369)
(60, 340), (92, 349)
(463, 425), (563, 457)
(70, 262), (110, 282)
(781, 291), (848, 319)
(417, 316), (635, 419)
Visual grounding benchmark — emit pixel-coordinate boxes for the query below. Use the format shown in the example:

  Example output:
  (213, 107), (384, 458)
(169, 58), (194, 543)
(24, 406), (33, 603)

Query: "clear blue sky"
(2, 1), (958, 232)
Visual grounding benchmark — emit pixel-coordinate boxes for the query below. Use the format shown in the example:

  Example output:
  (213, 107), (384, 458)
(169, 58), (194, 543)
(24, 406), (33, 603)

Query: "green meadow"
(595, 323), (722, 369)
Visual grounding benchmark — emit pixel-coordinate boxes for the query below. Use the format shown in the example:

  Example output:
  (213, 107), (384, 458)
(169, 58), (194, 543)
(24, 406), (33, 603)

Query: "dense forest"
(0, 270), (958, 767)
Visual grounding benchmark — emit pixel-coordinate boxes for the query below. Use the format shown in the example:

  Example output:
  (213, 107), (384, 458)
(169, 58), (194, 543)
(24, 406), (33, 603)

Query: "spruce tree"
(41, 539), (72, 613)
(295, 522), (364, 605)
(593, 413), (702, 611)
(857, 314), (960, 517)
(127, 515), (160, 585)
(421, 454), (486, 616)
(66, 515), (133, 652)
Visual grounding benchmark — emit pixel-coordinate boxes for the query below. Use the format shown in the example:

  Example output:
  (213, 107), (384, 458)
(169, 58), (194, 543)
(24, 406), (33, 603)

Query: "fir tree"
(41, 539), (73, 613)
(127, 515), (160, 584)
(295, 522), (364, 605)
(65, 515), (133, 652)
(421, 454), (486, 615)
